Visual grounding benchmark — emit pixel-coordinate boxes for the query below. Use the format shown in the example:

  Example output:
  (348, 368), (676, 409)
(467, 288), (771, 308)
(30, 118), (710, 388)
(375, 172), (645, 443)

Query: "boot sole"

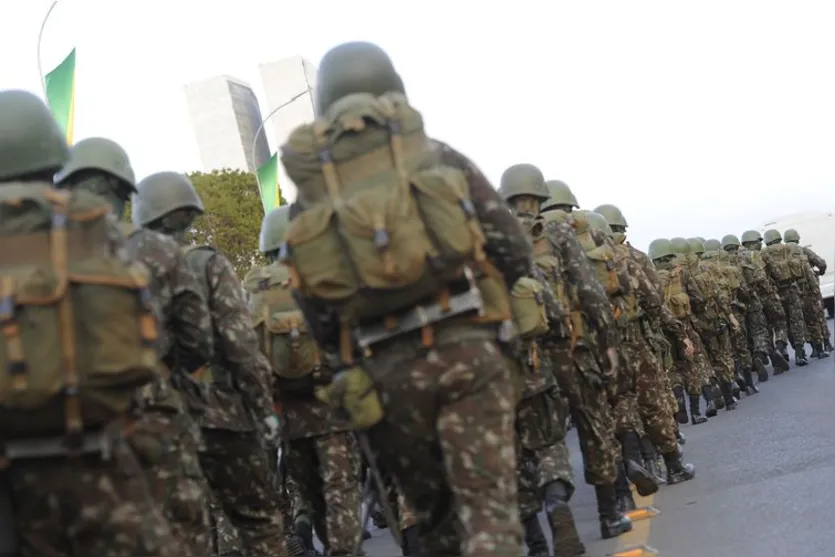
(627, 466), (660, 497)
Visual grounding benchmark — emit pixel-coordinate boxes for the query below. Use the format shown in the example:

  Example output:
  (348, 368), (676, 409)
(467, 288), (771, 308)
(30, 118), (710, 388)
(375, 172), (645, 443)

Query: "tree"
(186, 169), (286, 277)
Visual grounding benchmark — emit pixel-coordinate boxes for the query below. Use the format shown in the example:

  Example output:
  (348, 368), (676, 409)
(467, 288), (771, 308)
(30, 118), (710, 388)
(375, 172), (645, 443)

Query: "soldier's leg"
(200, 430), (288, 556)
(783, 287), (809, 365)
(535, 441), (586, 557)
(9, 435), (180, 556)
(516, 446), (549, 557)
(313, 432), (363, 556)
(397, 487), (421, 555)
(366, 337), (523, 557)
(285, 437), (322, 552)
(129, 411), (213, 556)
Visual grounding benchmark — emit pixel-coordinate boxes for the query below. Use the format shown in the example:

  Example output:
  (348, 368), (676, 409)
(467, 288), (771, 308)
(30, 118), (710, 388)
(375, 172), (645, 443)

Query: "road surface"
(356, 321), (835, 557)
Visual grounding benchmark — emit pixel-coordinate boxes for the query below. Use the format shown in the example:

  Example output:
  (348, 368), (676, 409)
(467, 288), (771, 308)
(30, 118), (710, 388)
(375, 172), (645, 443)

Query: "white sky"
(2, 0), (834, 251)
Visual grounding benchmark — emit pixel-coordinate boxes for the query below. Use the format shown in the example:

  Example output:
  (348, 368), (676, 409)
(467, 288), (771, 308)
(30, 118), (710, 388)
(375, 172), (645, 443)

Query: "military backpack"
(0, 184), (159, 439)
(571, 212), (622, 296)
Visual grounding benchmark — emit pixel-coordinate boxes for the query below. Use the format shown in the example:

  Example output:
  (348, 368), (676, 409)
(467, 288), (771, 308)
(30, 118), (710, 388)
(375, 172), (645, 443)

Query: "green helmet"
(648, 238), (675, 261)
(0, 90), (69, 182)
(314, 42), (405, 117)
(498, 164), (549, 202)
(721, 234), (741, 250)
(54, 137), (137, 189)
(687, 237), (705, 255)
(783, 228), (800, 243)
(585, 211), (612, 235)
(542, 180), (579, 211)
(763, 229), (782, 245)
(593, 204), (628, 228)
(695, 236), (706, 243)
(670, 237), (691, 254)
(132, 171), (205, 226)
(740, 230), (762, 244)
(259, 205), (291, 253)
(704, 239), (722, 251)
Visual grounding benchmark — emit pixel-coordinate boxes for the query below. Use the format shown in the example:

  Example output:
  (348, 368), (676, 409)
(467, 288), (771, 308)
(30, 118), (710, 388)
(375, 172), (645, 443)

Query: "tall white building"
(184, 75), (271, 173)
(259, 56), (318, 201)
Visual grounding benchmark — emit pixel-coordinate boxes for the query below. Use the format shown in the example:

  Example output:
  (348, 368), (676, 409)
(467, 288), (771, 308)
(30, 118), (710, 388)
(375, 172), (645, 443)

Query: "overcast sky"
(2, 0), (834, 250)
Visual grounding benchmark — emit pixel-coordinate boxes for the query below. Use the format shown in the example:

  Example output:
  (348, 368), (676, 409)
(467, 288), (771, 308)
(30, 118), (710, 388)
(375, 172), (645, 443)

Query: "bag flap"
(511, 276), (544, 300)
(267, 310), (308, 334)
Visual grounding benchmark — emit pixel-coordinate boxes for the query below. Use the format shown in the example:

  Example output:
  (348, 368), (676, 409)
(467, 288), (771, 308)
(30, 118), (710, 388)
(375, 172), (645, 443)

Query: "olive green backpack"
(243, 264), (321, 387)
(0, 184), (159, 439)
(279, 91), (488, 327)
(571, 212), (622, 296)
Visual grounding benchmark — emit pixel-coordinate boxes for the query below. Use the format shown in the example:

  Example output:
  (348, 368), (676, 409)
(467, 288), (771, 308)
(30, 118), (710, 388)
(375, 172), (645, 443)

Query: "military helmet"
(0, 89), (69, 182)
(695, 236), (706, 243)
(687, 237), (705, 255)
(721, 234), (741, 250)
(741, 230), (763, 244)
(783, 228), (800, 243)
(542, 180), (579, 211)
(648, 238), (675, 261)
(314, 41), (405, 117)
(132, 171), (205, 226)
(585, 211), (612, 235)
(259, 205), (291, 253)
(670, 237), (691, 254)
(593, 204), (628, 228)
(54, 137), (137, 189)
(704, 238), (722, 251)
(763, 229), (782, 245)
(541, 208), (572, 226)
(498, 164), (549, 201)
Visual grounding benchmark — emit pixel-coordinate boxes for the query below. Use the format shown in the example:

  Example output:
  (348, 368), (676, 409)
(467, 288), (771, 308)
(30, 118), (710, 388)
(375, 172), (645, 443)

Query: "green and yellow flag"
(44, 47), (76, 144)
(257, 152), (282, 213)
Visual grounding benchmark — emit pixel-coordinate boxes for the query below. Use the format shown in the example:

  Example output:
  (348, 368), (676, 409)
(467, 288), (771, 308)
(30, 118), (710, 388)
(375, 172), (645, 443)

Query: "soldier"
(541, 179), (579, 213)
(0, 89), (178, 556)
(761, 229), (809, 366)
(132, 172), (289, 556)
(280, 41), (527, 556)
(539, 187), (633, 540)
(739, 230), (792, 373)
(499, 165), (585, 556)
(55, 138), (215, 555)
(649, 239), (713, 425)
(783, 229), (831, 358)
(595, 204), (687, 449)
(248, 206), (363, 556)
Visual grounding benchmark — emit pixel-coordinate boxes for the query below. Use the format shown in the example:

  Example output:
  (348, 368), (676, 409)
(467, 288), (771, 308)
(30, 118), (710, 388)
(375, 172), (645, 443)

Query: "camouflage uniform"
(787, 242), (829, 354)
(798, 245), (832, 351)
(734, 250), (774, 377)
(714, 251), (754, 376)
(761, 236), (809, 364)
(743, 242), (791, 362)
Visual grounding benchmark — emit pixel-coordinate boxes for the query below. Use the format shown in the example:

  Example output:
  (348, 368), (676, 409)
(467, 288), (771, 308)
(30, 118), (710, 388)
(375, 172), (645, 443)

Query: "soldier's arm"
(529, 263), (565, 324)
(206, 254), (275, 421)
(683, 270), (706, 313)
(167, 247), (214, 374)
(549, 222), (617, 347)
(633, 247), (663, 288)
(433, 140), (531, 287)
(804, 247), (827, 273)
(635, 261), (687, 341)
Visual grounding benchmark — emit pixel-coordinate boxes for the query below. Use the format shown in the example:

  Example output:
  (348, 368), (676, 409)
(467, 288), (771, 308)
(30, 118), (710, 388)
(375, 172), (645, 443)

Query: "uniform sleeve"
(634, 260), (686, 341)
(549, 222), (617, 347)
(804, 247), (827, 273)
(167, 249), (214, 374)
(206, 254), (275, 421)
(433, 140), (531, 287)
(683, 268), (706, 314)
(632, 246), (663, 290)
(529, 263), (565, 325)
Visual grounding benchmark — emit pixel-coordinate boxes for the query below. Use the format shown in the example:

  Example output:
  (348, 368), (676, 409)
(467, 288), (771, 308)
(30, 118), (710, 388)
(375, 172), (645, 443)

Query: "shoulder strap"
(181, 245), (216, 296)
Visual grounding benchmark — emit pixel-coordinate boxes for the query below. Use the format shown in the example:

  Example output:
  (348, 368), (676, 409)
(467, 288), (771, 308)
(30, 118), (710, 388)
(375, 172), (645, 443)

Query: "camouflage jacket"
(281, 397), (351, 440)
(802, 246), (827, 274)
(197, 251), (275, 430)
(291, 140), (533, 360)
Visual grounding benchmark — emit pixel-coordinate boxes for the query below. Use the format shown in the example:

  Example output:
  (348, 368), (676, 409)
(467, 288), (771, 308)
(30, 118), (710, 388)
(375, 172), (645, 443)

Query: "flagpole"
(37, 1), (59, 98)
(250, 87), (311, 195)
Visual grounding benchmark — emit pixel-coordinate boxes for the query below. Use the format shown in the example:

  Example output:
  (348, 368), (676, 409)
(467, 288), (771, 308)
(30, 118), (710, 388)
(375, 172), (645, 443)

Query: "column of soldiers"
(0, 38), (830, 557)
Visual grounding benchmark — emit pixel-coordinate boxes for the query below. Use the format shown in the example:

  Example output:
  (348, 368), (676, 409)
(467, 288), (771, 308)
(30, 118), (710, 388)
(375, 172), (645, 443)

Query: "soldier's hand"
(729, 314), (740, 330)
(263, 415), (281, 442)
(605, 347), (619, 378)
(683, 337), (695, 358)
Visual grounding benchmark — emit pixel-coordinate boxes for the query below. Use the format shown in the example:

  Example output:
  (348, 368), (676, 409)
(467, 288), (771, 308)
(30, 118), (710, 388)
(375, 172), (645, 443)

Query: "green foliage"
(185, 169), (287, 277)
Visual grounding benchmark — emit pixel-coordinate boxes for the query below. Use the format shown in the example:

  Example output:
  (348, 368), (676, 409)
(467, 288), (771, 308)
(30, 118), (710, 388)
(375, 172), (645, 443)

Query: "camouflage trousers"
(777, 284), (807, 347)
(128, 410), (213, 556)
(627, 325), (679, 455)
(729, 307), (753, 371)
(761, 288), (789, 348)
(546, 341), (619, 486)
(364, 327), (522, 556)
(745, 300), (773, 360)
(200, 429), (287, 556)
(801, 293), (826, 344)
(670, 320), (711, 395)
(515, 447), (542, 520)
(6, 431), (179, 556)
(612, 337), (645, 439)
(702, 327), (736, 383)
(284, 432), (362, 555)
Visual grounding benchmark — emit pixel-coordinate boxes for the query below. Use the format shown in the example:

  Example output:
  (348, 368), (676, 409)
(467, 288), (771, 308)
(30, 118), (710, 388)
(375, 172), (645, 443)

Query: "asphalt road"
(358, 321), (835, 557)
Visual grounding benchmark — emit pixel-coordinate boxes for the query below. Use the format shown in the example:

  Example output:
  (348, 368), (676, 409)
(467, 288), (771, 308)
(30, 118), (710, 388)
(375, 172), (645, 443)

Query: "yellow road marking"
(612, 488), (659, 556)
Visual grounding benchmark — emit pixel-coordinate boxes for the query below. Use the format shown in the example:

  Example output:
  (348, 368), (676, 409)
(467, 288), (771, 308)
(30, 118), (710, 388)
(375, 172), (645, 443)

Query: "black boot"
(824, 336), (834, 353)
(710, 382), (724, 411)
(614, 464), (637, 514)
(543, 481), (586, 557)
(522, 515), (550, 556)
(813, 342), (830, 358)
(720, 380), (738, 410)
(664, 451), (695, 485)
(743, 368), (759, 395)
(690, 394), (708, 424)
(771, 350), (789, 374)
(595, 483), (632, 539)
(294, 520), (316, 554)
(733, 374), (745, 398)
(754, 357), (769, 382)
(700, 387), (717, 418)
(619, 431), (659, 496)
(676, 428), (686, 445)
(400, 525), (420, 556)
(795, 345), (809, 366)
(672, 386), (688, 424)
(810, 343), (822, 358)
(639, 436), (666, 485)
